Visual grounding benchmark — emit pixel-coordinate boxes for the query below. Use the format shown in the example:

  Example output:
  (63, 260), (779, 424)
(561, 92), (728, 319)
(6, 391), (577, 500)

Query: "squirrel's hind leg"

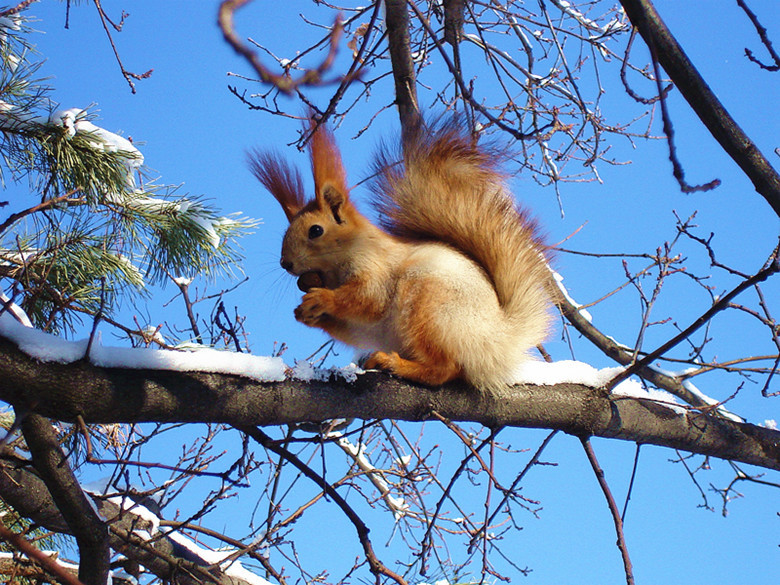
(363, 271), (467, 386)
(364, 350), (461, 387)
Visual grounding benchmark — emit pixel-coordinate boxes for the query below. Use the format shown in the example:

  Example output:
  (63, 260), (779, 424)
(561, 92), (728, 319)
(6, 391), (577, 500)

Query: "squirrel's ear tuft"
(308, 117), (350, 212)
(247, 149), (305, 223)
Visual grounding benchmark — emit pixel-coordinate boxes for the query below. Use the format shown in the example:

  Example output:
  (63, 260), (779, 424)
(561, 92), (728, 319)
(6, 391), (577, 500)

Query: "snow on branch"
(0, 311), (285, 382)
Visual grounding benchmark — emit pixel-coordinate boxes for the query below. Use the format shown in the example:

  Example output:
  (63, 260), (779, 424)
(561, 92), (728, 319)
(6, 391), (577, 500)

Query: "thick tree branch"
(385, 0), (422, 140)
(619, 0), (780, 216)
(0, 335), (777, 471)
(0, 452), (71, 534)
(20, 413), (111, 585)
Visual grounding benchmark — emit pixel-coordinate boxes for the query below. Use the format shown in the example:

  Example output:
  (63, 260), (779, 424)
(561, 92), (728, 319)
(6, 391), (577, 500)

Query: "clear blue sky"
(12, 1), (780, 583)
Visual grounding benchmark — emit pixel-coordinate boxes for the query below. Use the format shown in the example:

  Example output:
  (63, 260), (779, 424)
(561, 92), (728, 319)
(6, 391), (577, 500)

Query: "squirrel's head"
(248, 118), (367, 279)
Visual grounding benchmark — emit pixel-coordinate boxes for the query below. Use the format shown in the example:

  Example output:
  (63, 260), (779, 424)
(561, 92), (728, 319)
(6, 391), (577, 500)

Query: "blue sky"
(8, 1), (780, 583)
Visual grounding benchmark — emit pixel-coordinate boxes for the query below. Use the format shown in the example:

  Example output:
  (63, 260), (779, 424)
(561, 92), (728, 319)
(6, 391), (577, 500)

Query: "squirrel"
(249, 117), (553, 391)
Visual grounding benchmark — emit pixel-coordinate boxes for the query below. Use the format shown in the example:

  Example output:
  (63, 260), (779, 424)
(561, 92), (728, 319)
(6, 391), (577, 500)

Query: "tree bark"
(385, 0), (422, 141)
(20, 413), (111, 585)
(0, 335), (777, 471)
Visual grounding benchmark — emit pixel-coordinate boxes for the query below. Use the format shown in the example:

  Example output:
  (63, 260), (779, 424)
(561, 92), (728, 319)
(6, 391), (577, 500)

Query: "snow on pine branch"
(0, 103), (254, 249)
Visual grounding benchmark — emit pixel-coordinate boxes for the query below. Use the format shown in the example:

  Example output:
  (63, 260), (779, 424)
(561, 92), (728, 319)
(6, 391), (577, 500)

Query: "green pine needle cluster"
(0, 11), (256, 333)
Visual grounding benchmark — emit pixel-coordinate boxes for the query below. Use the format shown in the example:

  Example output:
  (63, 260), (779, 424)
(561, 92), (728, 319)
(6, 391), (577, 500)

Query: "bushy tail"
(370, 120), (553, 346)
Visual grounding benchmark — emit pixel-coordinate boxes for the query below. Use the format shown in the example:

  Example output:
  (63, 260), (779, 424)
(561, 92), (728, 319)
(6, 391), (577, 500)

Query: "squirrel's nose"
(280, 258), (293, 272)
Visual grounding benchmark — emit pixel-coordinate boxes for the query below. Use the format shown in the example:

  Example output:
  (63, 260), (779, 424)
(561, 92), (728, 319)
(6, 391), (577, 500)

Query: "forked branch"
(218, 0), (347, 95)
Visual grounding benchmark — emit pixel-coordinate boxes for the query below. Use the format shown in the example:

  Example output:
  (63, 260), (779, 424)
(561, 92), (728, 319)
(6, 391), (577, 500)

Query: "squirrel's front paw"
(294, 288), (336, 326)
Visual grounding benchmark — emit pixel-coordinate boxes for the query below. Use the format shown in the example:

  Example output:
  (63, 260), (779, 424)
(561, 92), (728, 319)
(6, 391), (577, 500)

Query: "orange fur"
(249, 117), (553, 391)
(366, 277), (463, 385)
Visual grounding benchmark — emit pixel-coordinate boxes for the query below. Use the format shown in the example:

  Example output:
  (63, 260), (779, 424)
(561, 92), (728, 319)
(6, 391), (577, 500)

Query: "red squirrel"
(249, 118), (553, 391)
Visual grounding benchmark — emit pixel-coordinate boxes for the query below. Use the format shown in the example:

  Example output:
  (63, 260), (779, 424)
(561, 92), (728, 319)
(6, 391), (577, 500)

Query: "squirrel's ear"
(247, 149), (305, 223)
(309, 117), (350, 221)
(320, 182), (348, 224)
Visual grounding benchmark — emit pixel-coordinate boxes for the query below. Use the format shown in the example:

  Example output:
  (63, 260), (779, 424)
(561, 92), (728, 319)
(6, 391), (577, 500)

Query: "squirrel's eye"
(308, 225), (324, 239)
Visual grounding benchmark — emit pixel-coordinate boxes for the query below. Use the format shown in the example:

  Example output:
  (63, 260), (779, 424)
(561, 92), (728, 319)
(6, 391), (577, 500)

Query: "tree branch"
(20, 413), (111, 585)
(0, 522), (85, 585)
(557, 290), (724, 410)
(581, 438), (634, 585)
(0, 189), (84, 236)
(619, 0), (780, 216)
(218, 0), (346, 95)
(92, 0), (153, 94)
(385, 0), (422, 141)
(239, 426), (407, 585)
(0, 334), (777, 471)
(736, 0), (780, 72)
(607, 251), (780, 388)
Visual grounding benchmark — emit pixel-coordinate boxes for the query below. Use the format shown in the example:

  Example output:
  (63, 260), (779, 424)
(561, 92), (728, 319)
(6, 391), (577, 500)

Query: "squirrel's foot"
(364, 350), (400, 372)
(294, 288), (336, 326)
(364, 351), (461, 387)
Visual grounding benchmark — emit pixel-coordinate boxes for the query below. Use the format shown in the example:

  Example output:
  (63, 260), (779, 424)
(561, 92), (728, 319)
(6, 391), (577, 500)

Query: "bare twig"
(647, 36), (721, 193)
(608, 249), (780, 388)
(162, 521), (289, 585)
(581, 437), (634, 585)
(84, 277), (106, 359)
(405, 0), (541, 141)
(619, 28), (673, 104)
(483, 430), (557, 533)
(619, 0), (780, 215)
(92, 0), (153, 93)
(0, 189), (84, 236)
(319, 1), (383, 126)
(621, 444), (642, 522)
(736, 0), (780, 71)
(239, 425), (408, 585)
(214, 300), (242, 352)
(75, 416), (245, 483)
(175, 278), (203, 344)
(557, 286), (723, 409)
(672, 451), (713, 510)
